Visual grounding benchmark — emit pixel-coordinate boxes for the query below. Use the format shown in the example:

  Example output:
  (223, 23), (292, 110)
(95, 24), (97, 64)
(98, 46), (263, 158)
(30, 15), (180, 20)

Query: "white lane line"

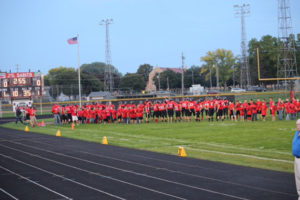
(0, 165), (72, 200)
(0, 144), (186, 200)
(0, 188), (19, 200)
(0, 154), (125, 200)
(183, 146), (293, 163)
(80, 151), (295, 197)
(4, 142), (248, 200)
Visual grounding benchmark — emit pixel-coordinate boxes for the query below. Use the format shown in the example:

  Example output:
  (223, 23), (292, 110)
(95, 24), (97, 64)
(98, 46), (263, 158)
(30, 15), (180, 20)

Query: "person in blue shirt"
(293, 119), (300, 200)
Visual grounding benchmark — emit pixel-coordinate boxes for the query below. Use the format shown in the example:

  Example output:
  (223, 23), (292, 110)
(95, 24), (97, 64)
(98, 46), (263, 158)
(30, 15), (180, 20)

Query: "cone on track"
(41, 121), (45, 126)
(102, 136), (108, 145)
(56, 130), (61, 137)
(71, 122), (75, 130)
(178, 146), (187, 157)
(25, 126), (29, 132)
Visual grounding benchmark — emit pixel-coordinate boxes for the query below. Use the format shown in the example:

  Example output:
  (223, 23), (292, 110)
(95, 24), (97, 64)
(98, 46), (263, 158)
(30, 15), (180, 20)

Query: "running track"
(0, 126), (297, 200)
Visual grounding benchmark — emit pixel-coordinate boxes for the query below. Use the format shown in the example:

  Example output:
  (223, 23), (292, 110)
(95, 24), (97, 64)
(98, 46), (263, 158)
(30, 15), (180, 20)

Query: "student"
(15, 106), (24, 124)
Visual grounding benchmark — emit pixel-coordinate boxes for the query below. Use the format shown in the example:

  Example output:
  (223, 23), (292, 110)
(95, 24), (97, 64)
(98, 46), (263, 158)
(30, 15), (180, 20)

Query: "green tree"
(184, 66), (204, 87)
(153, 69), (181, 90)
(136, 64), (153, 82)
(248, 35), (278, 85)
(201, 49), (236, 87)
(119, 73), (146, 91)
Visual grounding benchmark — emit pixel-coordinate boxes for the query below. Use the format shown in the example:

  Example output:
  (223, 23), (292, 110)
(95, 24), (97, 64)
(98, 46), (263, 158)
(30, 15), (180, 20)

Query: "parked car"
(247, 86), (267, 92)
(207, 90), (221, 94)
(231, 88), (246, 93)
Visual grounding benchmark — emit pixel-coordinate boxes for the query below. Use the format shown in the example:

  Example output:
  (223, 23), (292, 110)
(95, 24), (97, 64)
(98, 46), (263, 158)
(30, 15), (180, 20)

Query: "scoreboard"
(0, 72), (43, 99)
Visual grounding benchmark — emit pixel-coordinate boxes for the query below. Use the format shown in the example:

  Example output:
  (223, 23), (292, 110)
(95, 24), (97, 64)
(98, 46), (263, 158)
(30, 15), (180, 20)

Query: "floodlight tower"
(181, 52), (185, 96)
(234, 3), (251, 88)
(277, 0), (297, 87)
(100, 19), (114, 92)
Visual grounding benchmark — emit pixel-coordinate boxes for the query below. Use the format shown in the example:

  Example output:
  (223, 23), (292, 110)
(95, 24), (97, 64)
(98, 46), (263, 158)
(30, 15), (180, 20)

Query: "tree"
(44, 66), (104, 98)
(44, 67), (78, 98)
(80, 62), (122, 89)
(201, 49), (236, 87)
(136, 64), (153, 83)
(248, 35), (278, 85)
(184, 66), (204, 88)
(153, 70), (181, 90)
(119, 73), (146, 91)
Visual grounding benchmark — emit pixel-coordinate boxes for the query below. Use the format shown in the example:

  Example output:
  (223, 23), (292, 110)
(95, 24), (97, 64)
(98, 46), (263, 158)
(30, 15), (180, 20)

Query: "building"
(146, 65), (184, 92)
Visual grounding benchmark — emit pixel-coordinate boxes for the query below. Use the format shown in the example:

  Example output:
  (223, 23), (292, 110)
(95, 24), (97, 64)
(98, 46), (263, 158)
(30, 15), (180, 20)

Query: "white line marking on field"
(0, 144), (186, 200)
(3, 142), (249, 200)
(182, 146), (293, 163)
(0, 165), (72, 200)
(0, 188), (19, 200)
(0, 153), (125, 200)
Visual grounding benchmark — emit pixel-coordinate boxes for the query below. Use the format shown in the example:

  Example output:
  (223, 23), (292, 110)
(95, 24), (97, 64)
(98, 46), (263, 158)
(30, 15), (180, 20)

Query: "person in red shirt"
(29, 106), (38, 127)
(208, 99), (215, 122)
(261, 99), (268, 121)
(145, 101), (152, 123)
(228, 101), (236, 121)
(166, 99), (175, 123)
(159, 101), (167, 122)
(271, 104), (277, 121)
(239, 103), (245, 122)
(153, 101), (160, 123)
(251, 102), (258, 121)
(277, 98), (284, 120)
(137, 102), (144, 123)
(71, 106), (79, 125)
(256, 98), (262, 120)
(52, 104), (62, 126)
(174, 101), (182, 122)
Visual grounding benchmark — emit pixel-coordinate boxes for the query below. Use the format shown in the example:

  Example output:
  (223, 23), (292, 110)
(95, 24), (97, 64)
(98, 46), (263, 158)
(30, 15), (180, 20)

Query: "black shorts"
(217, 109), (223, 116)
(168, 110), (174, 117)
(257, 111), (261, 114)
(196, 111), (200, 118)
(236, 110), (240, 116)
(62, 115), (68, 120)
(175, 111), (181, 117)
(154, 111), (160, 118)
(161, 110), (167, 118)
(26, 114), (30, 120)
(182, 108), (186, 116)
(209, 108), (214, 117)
(118, 116), (122, 119)
(146, 113), (151, 118)
(205, 110), (208, 115)
(185, 109), (190, 116)
(190, 109), (195, 116)
(68, 113), (72, 120)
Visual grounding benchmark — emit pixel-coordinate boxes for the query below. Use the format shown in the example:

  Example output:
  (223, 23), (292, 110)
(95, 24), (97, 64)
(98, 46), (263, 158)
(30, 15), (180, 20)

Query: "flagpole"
(77, 34), (82, 107)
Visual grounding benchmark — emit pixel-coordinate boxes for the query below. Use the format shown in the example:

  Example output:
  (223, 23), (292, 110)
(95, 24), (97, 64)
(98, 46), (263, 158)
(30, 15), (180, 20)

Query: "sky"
(0, 0), (300, 76)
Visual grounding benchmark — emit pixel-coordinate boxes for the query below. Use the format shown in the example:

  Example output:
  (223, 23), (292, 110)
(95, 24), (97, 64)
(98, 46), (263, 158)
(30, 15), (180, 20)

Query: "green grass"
(1, 117), (296, 173)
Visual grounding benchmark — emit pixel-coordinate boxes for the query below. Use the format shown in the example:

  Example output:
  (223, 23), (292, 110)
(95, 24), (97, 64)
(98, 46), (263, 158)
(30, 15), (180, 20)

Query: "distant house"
(88, 91), (113, 100)
(146, 65), (185, 92)
(56, 92), (70, 102)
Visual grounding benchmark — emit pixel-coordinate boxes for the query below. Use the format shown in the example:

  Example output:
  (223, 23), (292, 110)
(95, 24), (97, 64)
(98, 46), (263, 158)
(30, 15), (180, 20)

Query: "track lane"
(0, 127), (297, 200)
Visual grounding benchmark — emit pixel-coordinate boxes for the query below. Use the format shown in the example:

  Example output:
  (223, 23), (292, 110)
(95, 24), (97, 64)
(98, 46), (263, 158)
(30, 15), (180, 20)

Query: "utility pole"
(215, 64), (219, 88)
(16, 64), (19, 72)
(167, 76), (169, 91)
(277, 0), (297, 90)
(100, 19), (114, 92)
(181, 52), (185, 96)
(191, 69), (194, 85)
(234, 3), (251, 88)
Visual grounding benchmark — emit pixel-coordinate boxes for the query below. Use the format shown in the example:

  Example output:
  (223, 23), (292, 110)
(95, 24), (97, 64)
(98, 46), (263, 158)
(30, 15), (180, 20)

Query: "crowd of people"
(50, 97), (300, 126)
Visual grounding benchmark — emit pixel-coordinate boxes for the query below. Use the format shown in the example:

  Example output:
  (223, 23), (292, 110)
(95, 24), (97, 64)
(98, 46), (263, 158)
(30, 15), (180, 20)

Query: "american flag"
(67, 37), (78, 45)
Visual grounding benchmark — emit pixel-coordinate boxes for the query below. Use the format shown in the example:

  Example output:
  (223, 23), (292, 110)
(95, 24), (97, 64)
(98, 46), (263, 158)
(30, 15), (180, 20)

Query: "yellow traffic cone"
(25, 126), (29, 132)
(178, 146), (187, 157)
(102, 136), (108, 145)
(56, 130), (61, 137)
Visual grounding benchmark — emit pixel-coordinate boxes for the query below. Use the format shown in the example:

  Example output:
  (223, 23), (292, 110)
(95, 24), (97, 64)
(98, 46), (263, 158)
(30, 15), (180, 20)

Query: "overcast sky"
(0, 0), (299, 75)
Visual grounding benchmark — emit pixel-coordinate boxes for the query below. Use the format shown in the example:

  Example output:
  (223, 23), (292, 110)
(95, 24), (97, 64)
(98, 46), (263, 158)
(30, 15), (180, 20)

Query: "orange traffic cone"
(178, 146), (187, 157)
(102, 136), (108, 145)
(41, 121), (45, 127)
(56, 130), (61, 137)
(71, 122), (75, 130)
